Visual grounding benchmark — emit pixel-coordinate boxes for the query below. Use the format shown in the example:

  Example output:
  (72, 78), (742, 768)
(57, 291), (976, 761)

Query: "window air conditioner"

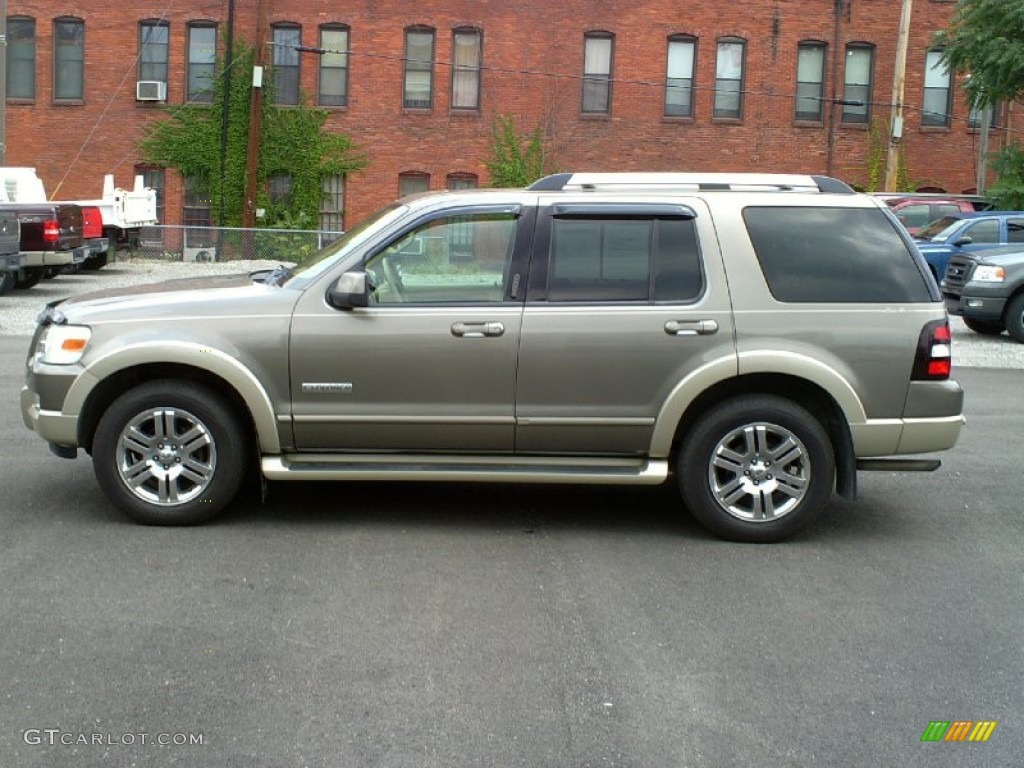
(136, 81), (167, 101)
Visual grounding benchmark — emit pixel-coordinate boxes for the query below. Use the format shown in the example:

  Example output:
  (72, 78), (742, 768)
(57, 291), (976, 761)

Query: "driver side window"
(365, 212), (517, 304)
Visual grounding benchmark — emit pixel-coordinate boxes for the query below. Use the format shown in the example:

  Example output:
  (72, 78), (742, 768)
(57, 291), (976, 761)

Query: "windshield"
(283, 202), (409, 283)
(914, 216), (960, 241)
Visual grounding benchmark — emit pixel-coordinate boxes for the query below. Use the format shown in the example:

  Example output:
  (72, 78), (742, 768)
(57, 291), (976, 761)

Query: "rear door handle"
(451, 321), (505, 338)
(665, 319), (719, 336)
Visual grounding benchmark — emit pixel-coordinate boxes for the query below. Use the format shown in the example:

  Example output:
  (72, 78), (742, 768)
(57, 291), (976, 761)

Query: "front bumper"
(20, 384), (80, 449)
(943, 288), (1008, 321)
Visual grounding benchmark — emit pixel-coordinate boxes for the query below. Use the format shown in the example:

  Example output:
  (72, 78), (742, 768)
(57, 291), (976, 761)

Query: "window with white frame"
(320, 175), (345, 234)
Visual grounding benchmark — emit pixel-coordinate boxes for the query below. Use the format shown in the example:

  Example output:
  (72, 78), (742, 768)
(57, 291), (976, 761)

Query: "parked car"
(942, 245), (1024, 342)
(0, 202), (87, 288)
(873, 193), (993, 235)
(0, 209), (23, 295)
(21, 172), (964, 542)
(913, 211), (1024, 280)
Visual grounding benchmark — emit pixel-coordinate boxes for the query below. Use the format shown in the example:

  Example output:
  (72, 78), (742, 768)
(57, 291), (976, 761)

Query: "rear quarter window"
(743, 206), (934, 303)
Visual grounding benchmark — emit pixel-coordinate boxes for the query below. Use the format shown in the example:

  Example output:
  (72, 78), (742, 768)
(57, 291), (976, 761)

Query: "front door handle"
(665, 319), (719, 336)
(451, 321), (505, 338)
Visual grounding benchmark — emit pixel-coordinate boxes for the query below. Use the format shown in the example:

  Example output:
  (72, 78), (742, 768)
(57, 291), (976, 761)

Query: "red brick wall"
(6, 0), (1013, 227)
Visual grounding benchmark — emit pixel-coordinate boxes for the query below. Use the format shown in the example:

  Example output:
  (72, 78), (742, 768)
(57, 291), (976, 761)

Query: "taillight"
(911, 320), (952, 380)
(42, 219), (60, 243)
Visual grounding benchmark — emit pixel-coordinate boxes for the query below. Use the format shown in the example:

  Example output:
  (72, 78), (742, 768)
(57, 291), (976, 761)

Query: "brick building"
(4, 0), (1015, 229)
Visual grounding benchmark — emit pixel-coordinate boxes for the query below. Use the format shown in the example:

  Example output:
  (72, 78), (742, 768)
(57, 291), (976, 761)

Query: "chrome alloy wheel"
(116, 408), (218, 506)
(708, 421), (810, 522)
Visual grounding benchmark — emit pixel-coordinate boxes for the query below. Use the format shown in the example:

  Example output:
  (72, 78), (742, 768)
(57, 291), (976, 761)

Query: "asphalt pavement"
(0, 331), (1021, 766)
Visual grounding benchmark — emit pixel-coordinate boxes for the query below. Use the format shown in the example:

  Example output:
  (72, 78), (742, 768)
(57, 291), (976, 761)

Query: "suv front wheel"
(679, 395), (834, 542)
(92, 380), (247, 525)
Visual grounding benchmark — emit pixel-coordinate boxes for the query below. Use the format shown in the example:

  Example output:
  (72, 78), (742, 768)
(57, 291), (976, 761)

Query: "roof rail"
(527, 172), (855, 194)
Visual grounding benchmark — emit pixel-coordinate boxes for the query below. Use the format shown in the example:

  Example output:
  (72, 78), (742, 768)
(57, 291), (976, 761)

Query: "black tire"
(962, 317), (1004, 336)
(80, 251), (109, 271)
(0, 270), (15, 296)
(15, 269), (44, 289)
(1005, 293), (1024, 344)
(92, 380), (248, 525)
(679, 395), (835, 543)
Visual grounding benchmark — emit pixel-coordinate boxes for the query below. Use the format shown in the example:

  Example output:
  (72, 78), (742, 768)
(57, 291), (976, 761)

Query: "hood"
(970, 246), (1024, 266)
(52, 271), (301, 326)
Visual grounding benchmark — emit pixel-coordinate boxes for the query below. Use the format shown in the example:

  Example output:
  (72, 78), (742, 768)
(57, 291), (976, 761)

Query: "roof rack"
(528, 172), (854, 194)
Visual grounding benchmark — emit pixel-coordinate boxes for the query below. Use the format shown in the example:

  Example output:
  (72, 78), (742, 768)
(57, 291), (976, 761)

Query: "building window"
(446, 173), (478, 190)
(267, 173), (292, 207)
(183, 177), (210, 226)
(399, 172), (430, 197)
(795, 42), (826, 122)
(451, 29), (481, 110)
(7, 17), (36, 99)
(841, 44), (873, 124)
(318, 25), (348, 107)
(713, 38), (745, 119)
(187, 23), (217, 103)
(664, 36), (695, 117)
(320, 175), (345, 233)
(53, 17), (84, 101)
(135, 166), (165, 224)
(582, 32), (613, 114)
(967, 102), (998, 130)
(272, 24), (300, 105)
(922, 50), (951, 127)
(404, 27), (435, 108)
(138, 20), (169, 84)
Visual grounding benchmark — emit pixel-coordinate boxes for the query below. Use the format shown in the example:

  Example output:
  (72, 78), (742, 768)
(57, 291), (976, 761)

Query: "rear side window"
(743, 206), (933, 303)
(547, 216), (703, 302)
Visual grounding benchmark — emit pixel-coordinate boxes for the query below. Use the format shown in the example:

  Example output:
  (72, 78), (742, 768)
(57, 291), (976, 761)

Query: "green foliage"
(486, 115), (552, 188)
(863, 119), (912, 192)
(986, 145), (1024, 209)
(139, 40), (364, 228)
(934, 0), (1024, 108)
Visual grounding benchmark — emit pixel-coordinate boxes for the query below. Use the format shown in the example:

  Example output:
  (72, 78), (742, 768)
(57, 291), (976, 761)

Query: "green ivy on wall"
(139, 40), (365, 228)
(486, 115), (553, 188)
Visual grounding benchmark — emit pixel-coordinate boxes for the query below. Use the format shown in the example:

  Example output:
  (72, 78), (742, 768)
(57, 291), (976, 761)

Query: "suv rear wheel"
(92, 380), (247, 525)
(679, 395), (834, 542)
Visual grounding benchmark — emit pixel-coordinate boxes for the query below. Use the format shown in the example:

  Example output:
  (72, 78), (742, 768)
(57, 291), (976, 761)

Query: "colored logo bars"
(921, 721), (997, 742)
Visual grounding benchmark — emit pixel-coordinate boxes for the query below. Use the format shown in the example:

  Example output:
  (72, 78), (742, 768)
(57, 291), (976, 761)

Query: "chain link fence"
(128, 225), (343, 263)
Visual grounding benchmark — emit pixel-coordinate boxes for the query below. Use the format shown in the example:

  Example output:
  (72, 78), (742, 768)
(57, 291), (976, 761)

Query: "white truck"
(0, 167), (158, 268)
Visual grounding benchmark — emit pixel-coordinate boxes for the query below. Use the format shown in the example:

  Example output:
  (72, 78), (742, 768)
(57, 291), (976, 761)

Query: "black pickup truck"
(0, 202), (87, 288)
(0, 209), (22, 294)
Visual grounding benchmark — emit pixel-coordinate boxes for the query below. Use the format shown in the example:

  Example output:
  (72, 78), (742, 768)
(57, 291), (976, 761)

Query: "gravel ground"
(2, 256), (1023, 369)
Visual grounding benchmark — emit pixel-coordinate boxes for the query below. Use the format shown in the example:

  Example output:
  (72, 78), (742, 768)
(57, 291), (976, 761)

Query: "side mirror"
(328, 270), (369, 309)
(952, 236), (973, 247)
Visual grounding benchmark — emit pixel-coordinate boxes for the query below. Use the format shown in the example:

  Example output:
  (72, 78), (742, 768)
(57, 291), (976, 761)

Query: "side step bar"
(856, 458), (941, 472)
(262, 454), (669, 485)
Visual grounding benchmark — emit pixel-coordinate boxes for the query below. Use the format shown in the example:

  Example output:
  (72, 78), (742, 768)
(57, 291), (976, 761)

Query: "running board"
(856, 458), (941, 472)
(262, 454), (669, 485)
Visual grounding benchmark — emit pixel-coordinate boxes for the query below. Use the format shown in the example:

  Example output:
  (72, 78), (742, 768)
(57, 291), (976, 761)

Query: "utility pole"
(884, 0), (913, 190)
(1, 2), (7, 165)
(242, 0), (269, 229)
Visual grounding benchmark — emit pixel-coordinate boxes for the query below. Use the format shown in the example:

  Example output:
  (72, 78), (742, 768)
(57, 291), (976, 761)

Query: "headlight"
(38, 325), (92, 365)
(972, 265), (1005, 283)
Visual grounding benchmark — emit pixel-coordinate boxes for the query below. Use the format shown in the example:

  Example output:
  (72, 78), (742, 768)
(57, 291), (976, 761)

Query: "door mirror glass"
(328, 270), (369, 308)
